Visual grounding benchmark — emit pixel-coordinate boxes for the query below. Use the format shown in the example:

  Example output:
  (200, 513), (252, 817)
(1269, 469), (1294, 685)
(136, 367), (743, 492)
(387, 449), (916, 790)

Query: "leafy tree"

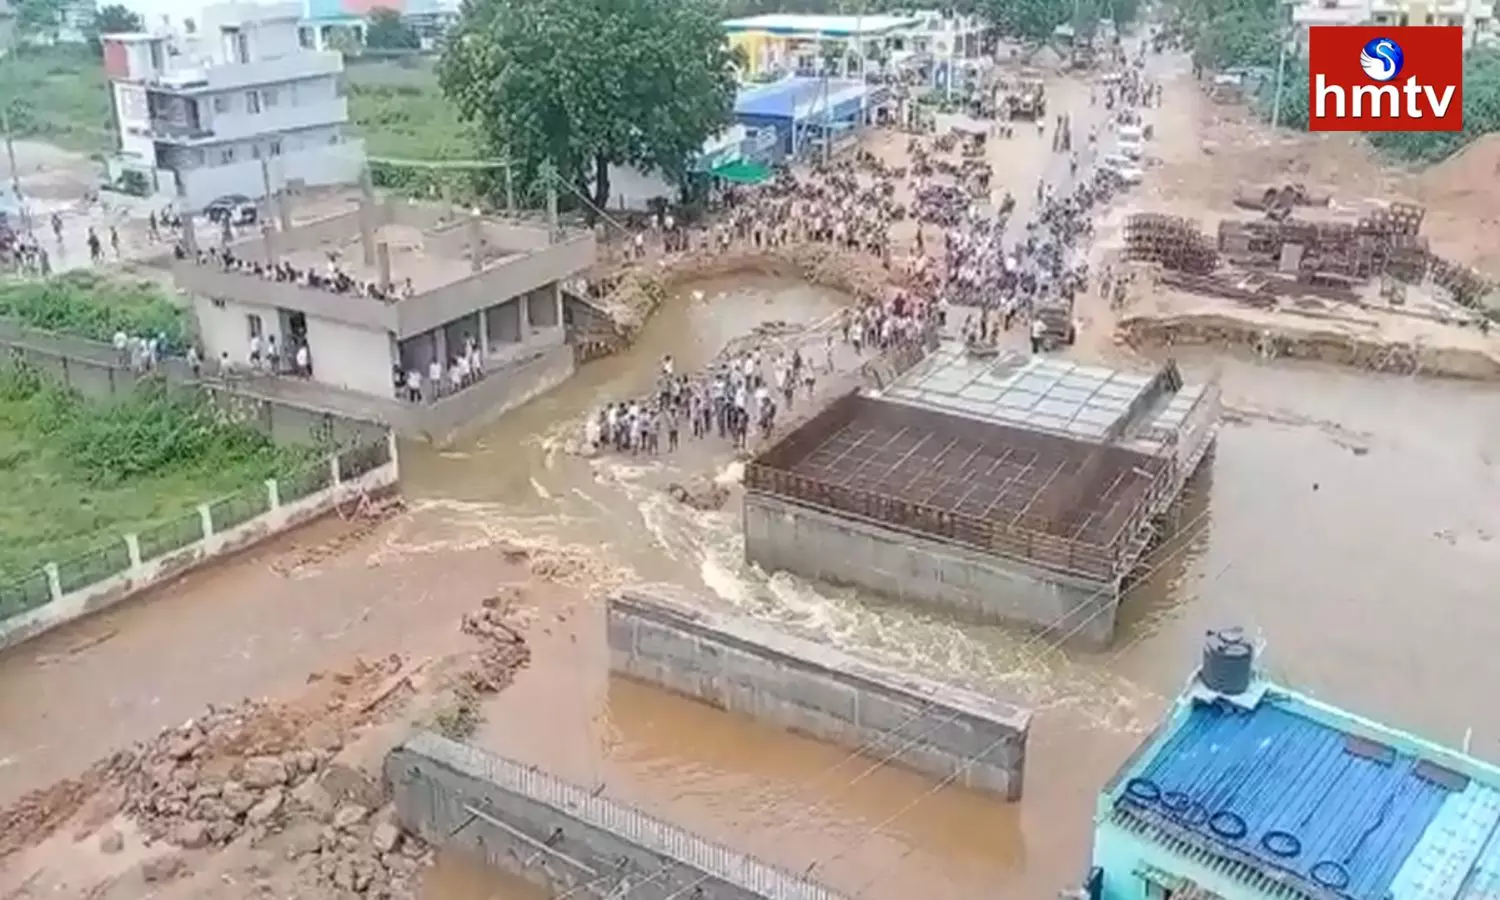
(439, 0), (737, 212)
(364, 7), (420, 50)
(86, 4), (145, 55)
(1165, 0), (1280, 71)
(14, 0), (64, 43)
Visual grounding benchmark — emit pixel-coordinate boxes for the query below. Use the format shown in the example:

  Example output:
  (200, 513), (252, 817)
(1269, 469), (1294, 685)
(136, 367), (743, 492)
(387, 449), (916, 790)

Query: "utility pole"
(504, 161), (515, 213)
(1, 100), (31, 237)
(1270, 26), (1291, 132)
(541, 159), (558, 243)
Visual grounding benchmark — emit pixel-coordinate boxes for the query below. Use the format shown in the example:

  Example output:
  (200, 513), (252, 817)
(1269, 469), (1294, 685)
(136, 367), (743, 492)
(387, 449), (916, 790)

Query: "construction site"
(742, 341), (1220, 648)
(1116, 187), (1500, 378)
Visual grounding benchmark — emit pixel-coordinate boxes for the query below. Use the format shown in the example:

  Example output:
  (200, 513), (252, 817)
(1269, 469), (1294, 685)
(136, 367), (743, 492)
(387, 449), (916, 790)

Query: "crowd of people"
(588, 40), (1161, 459)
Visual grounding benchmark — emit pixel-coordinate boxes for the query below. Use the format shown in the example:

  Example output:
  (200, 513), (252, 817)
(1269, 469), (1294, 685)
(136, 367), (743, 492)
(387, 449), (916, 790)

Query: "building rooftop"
(722, 13), (922, 36)
(882, 344), (1209, 456)
(1108, 679), (1500, 900)
(734, 77), (871, 119)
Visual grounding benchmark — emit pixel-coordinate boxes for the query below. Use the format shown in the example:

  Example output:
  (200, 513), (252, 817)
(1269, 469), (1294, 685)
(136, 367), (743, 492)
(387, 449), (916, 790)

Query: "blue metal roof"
(733, 78), (865, 120)
(1115, 695), (1500, 900)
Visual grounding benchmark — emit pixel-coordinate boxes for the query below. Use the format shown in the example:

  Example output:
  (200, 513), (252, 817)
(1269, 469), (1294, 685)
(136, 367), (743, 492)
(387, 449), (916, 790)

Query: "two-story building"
(102, 1), (363, 211)
(172, 188), (596, 442)
(1088, 630), (1500, 900)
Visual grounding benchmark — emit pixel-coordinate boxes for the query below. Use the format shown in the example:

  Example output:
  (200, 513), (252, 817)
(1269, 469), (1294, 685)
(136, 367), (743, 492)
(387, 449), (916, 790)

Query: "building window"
(269, 139), (282, 156)
(213, 95), (230, 113)
(262, 88), (279, 108)
(246, 90), (261, 114)
(219, 147), (235, 164)
(251, 144), (261, 160)
(247, 314), (263, 338)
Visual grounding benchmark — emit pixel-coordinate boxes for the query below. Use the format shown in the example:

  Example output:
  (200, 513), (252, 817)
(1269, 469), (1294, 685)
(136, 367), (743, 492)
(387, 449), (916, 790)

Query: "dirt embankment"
(1118, 312), (1500, 380)
(0, 586), (537, 900)
(596, 242), (915, 341)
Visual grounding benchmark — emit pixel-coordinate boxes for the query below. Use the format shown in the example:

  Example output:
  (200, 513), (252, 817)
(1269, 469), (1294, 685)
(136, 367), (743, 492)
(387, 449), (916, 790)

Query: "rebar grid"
(748, 395), (1172, 581)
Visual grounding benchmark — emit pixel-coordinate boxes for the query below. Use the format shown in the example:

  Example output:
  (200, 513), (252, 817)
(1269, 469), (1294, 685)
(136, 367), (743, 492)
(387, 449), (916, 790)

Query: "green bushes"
(347, 80), (482, 197)
(0, 363), (311, 575)
(0, 273), (189, 351)
(0, 46), (115, 154)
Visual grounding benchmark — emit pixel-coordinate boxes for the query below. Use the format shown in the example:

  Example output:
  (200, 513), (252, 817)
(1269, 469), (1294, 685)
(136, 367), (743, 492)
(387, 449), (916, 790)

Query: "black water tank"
(1201, 628), (1254, 695)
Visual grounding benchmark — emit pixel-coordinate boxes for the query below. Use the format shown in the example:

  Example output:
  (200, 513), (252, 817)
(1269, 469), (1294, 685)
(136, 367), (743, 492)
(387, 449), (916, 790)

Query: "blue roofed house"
(1090, 631), (1500, 900)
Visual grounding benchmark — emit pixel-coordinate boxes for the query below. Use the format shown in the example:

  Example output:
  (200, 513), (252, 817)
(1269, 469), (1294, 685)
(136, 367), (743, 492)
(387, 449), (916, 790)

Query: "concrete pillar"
(440, 181), (455, 221)
(477, 307), (489, 354)
(125, 533), (142, 570)
(265, 478), (281, 510)
(198, 502), (214, 539)
(467, 212), (484, 273)
(45, 562), (62, 602)
(434, 326), (449, 365)
(182, 210), (199, 254)
(261, 223), (278, 265)
(358, 168), (377, 266)
(552, 282), (563, 330)
(330, 454), (343, 486)
(277, 191), (292, 232)
(376, 241), (393, 288)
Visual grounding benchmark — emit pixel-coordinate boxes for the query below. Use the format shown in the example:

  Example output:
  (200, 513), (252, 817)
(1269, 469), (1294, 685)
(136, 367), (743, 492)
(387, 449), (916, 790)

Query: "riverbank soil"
(1085, 58), (1500, 377)
(5, 40), (1500, 900)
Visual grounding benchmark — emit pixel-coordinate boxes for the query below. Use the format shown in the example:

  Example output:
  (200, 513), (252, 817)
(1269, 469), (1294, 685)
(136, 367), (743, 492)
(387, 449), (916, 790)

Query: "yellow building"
(724, 13), (922, 79)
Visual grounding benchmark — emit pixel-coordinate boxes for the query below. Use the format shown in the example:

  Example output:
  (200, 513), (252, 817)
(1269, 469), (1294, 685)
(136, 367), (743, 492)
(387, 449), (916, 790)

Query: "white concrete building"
(102, 2), (364, 211)
(1284, 0), (1495, 46)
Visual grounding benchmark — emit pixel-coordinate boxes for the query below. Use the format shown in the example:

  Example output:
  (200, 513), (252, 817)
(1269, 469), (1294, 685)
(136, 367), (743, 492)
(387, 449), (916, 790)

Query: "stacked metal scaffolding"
(1123, 214), (1219, 274)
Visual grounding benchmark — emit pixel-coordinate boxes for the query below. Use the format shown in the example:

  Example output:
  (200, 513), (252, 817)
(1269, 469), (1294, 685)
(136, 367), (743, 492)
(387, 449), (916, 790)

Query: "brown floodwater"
(402, 274), (1500, 899)
(0, 269), (1496, 899)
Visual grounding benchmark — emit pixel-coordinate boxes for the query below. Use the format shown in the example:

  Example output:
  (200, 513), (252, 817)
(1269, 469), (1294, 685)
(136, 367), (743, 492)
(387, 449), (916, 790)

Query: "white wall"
(303, 316), (396, 398)
(177, 135), (363, 207)
(114, 83), (156, 160)
(195, 295), (287, 364)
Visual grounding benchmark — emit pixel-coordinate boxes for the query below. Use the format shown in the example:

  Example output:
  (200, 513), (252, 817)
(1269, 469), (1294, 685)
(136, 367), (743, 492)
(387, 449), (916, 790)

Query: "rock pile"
(665, 477), (729, 512)
(458, 600), (533, 695)
(0, 654), (432, 899)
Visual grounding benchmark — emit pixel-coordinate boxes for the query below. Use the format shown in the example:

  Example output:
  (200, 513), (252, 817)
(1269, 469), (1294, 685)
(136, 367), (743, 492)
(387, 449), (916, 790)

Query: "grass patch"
(0, 46), (115, 155)
(346, 67), (484, 199)
(0, 365), (313, 582)
(0, 272), (189, 351)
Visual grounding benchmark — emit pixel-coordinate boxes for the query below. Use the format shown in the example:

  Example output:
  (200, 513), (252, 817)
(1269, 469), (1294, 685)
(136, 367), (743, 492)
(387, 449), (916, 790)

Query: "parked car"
(205, 194), (258, 226)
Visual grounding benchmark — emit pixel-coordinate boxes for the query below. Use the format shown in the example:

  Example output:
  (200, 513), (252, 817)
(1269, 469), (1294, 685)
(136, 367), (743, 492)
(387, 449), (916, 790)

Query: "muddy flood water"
(3, 275), (1499, 900)
(406, 276), (1500, 898)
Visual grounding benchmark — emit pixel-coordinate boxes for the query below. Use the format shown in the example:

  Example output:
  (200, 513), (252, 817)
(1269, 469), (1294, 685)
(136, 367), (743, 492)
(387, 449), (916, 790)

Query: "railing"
(0, 435), (393, 628)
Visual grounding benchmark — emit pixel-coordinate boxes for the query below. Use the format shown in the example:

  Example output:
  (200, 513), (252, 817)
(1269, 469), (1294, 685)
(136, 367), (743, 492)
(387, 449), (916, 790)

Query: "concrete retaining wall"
(606, 589), (1031, 800)
(387, 731), (850, 900)
(743, 492), (1120, 648)
(0, 435), (400, 652)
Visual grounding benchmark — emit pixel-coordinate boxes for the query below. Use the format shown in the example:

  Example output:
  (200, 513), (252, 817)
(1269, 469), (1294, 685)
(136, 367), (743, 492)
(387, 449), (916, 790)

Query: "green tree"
(364, 7), (420, 50)
(967, 0), (1070, 42)
(14, 0), (64, 43)
(86, 4), (146, 55)
(1166, 0), (1280, 71)
(439, 0), (736, 212)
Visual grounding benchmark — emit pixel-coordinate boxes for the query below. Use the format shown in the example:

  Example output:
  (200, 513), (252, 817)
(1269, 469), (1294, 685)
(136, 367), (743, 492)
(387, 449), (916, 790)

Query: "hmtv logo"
(1308, 26), (1464, 132)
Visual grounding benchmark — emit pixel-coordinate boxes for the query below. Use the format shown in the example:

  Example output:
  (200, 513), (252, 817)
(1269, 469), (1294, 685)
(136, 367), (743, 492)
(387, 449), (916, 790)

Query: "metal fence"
(0, 435), (393, 625)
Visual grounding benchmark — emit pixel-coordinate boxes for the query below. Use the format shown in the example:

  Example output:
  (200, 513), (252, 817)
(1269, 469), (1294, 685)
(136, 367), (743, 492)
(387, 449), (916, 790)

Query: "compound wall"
(386, 731), (849, 900)
(606, 589), (1031, 800)
(743, 492), (1120, 648)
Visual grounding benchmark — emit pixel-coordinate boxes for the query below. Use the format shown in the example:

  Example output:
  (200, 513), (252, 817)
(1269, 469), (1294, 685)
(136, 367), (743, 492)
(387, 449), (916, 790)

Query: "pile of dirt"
(596, 242), (913, 340)
(0, 655), (433, 898)
(430, 591), (534, 741)
(1416, 134), (1500, 207)
(665, 477), (730, 512)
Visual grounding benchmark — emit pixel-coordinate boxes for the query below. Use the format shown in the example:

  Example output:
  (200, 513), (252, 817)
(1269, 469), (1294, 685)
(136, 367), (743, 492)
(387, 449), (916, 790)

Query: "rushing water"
(0, 270), (1493, 898)
(392, 274), (1500, 899)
